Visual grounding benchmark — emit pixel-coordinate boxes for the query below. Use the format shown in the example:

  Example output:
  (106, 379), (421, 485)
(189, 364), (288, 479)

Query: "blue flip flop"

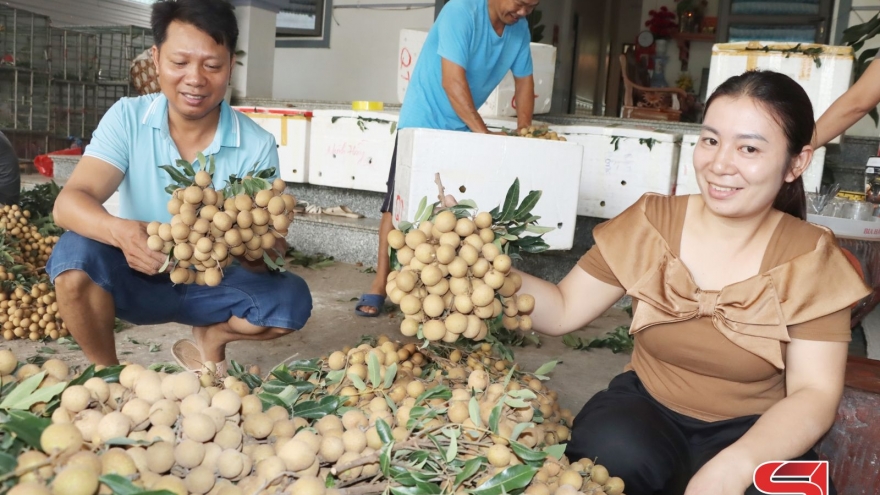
(355, 293), (386, 317)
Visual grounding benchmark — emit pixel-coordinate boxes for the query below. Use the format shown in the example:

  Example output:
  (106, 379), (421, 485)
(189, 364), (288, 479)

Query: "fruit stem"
(0, 451), (60, 482)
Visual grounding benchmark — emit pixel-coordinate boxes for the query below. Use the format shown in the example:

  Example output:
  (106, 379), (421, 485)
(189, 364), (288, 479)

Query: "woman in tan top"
(519, 71), (870, 495)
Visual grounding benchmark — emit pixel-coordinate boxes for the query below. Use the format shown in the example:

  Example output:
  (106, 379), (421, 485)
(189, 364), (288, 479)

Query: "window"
(276, 0), (332, 48)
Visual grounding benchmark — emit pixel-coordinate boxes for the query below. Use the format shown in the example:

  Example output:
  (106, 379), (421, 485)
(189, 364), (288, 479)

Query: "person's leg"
(177, 266), (313, 366)
(357, 135), (398, 316)
(566, 372), (692, 495)
(48, 231), (184, 365)
(54, 270), (118, 365)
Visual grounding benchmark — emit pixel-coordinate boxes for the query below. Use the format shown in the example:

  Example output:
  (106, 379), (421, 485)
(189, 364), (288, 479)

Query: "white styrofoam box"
(235, 107), (311, 183)
(392, 128), (583, 250)
(478, 43), (557, 117)
(397, 29), (556, 116)
(676, 135), (826, 196)
(482, 116), (549, 133)
(707, 42), (853, 144)
(398, 29), (429, 104)
(558, 124), (681, 219)
(307, 110), (399, 192)
(807, 214), (880, 241)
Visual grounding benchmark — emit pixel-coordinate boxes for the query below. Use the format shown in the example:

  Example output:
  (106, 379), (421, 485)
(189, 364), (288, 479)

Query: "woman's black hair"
(704, 70), (813, 220)
(151, 0), (238, 56)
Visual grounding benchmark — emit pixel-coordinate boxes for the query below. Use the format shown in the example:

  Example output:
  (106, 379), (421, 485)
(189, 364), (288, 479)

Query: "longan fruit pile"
(2, 335), (625, 495)
(387, 210), (536, 343)
(516, 126), (567, 141)
(0, 283), (67, 341)
(146, 171), (297, 286)
(0, 204), (59, 271)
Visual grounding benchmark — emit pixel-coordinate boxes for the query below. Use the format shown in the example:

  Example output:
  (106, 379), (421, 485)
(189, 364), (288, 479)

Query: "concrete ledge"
(286, 213), (380, 265)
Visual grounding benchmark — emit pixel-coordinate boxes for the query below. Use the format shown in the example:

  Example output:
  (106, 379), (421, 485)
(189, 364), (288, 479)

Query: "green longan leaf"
(488, 400), (503, 434)
(454, 456), (485, 487)
(524, 225), (554, 234)
(533, 360), (557, 378)
(196, 152), (207, 171)
(514, 190), (541, 221)
(510, 422), (534, 442)
(446, 433), (458, 463)
(397, 221), (413, 233)
(413, 196), (428, 224)
(348, 374), (367, 392)
(258, 392), (293, 415)
(379, 440), (393, 476)
(293, 395), (343, 419)
(499, 178), (521, 223)
(209, 155), (216, 176)
(468, 396), (482, 428)
(543, 444), (566, 460)
(390, 122), (397, 134)
(367, 351), (382, 388)
(468, 464), (539, 495)
(413, 385), (451, 405)
(100, 474), (177, 495)
(375, 418), (393, 444)
(325, 369), (345, 386)
(178, 158), (195, 177)
(383, 363), (398, 389)
(0, 371), (48, 410)
(508, 439), (547, 465)
(0, 410), (50, 449)
(158, 165), (193, 187)
(507, 389), (537, 401)
(0, 451), (16, 478)
(504, 397), (529, 409)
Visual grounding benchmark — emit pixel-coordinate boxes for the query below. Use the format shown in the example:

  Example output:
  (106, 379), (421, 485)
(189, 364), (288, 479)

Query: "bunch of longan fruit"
(386, 209), (536, 343)
(0, 204), (58, 271)
(146, 171), (297, 286)
(0, 282), (67, 341)
(515, 126), (567, 141)
(2, 335), (625, 495)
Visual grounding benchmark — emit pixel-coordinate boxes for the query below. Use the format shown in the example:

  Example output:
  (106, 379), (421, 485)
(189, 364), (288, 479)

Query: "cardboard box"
(392, 128), (583, 250)
(235, 107), (311, 183)
(307, 110), (399, 193)
(676, 135), (827, 196)
(557, 124), (681, 218)
(707, 42), (853, 145)
(808, 214), (880, 241)
(397, 29), (556, 116)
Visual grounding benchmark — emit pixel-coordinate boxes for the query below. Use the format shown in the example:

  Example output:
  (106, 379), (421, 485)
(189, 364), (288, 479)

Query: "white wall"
(273, 0), (434, 103)
(232, 6), (277, 99)
(2, 0), (151, 27)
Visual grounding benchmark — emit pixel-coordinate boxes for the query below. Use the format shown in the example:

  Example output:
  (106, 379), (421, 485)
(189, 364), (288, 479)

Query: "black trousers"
(565, 372), (835, 495)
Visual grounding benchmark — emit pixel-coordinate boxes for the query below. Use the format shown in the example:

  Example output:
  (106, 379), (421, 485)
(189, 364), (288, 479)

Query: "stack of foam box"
(675, 134), (827, 195)
(393, 128), (583, 250)
(397, 29), (557, 117)
(233, 107), (312, 183)
(307, 110), (400, 192)
(556, 124), (681, 219)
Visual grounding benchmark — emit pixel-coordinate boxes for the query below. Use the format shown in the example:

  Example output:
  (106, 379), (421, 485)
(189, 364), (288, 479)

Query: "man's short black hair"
(151, 0), (238, 56)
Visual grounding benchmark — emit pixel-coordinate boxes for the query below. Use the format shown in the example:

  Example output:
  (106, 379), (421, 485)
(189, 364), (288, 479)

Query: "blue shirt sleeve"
(259, 135), (281, 180)
(83, 99), (130, 174)
(511, 23), (533, 78)
(436, 1), (474, 68)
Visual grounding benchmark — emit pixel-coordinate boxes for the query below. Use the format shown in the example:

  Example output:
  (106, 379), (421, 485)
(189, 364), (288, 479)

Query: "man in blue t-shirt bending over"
(356, 0), (539, 316)
(48, 0), (312, 369)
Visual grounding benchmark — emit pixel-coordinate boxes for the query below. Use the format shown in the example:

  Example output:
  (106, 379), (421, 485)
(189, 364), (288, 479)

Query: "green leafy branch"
(743, 43), (824, 68)
(562, 325), (634, 354)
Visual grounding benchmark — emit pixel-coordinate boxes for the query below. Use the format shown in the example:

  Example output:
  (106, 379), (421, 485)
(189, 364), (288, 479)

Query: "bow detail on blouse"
(626, 255), (790, 369)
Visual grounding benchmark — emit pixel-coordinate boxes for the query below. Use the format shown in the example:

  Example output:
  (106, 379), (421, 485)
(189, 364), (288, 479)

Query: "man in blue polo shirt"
(356, 0), (540, 316)
(49, 0), (312, 370)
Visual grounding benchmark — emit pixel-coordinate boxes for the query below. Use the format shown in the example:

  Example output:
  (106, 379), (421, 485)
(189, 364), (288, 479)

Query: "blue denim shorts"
(46, 231), (312, 330)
